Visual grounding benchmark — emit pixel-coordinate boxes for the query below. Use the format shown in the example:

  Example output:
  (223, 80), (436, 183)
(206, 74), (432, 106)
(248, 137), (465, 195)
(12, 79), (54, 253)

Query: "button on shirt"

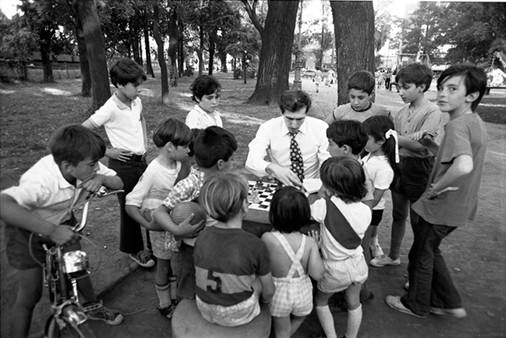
(245, 116), (330, 179)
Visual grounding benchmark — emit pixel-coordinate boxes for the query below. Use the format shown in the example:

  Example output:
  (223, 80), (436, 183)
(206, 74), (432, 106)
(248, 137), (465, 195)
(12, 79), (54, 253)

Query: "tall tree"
(70, 0), (91, 96)
(152, 2), (169, 104)
(241, 0), (299, 105)
(330, 1), (375, 105)
(76, 0), (110, 109)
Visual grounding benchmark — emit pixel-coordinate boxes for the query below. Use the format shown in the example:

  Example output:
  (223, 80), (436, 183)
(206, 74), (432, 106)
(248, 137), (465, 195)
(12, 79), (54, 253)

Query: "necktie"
(289, 131), (304, 182)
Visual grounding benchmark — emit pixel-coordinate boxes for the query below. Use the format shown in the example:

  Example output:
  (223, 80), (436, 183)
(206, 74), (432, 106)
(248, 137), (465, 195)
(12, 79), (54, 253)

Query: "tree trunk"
(330, 1), (375, 105)
(220, 53), (227, 73)
(143, 9), (155, 78)
(72, 0), (91, 96)
(153, 3), (169, 104)
(76, 0), (111, 110)
(247, 0), (299, 105)
(167, 9), (179, 86)
(242, 53), (247, 84)
(198, 25), (204, 76)
(39, 31), (54, 83)
(208, 30), (216, 76)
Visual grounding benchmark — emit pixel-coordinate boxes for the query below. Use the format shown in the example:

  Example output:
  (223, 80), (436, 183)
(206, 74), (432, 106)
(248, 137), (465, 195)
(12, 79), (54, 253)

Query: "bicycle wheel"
(45, 315), (86, 338)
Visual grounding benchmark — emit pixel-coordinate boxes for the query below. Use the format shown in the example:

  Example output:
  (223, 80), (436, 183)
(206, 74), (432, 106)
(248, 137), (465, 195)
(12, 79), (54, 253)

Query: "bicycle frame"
(43, 188), (123, 337)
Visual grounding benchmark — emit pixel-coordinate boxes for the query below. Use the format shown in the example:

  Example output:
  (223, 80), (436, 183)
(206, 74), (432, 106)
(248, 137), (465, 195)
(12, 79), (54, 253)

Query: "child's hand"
(106, 148), (133, 162)
(80, 175), (104, 193)
(178, 214), (205, 238)
(49, 225), (79, 246)
(308, 230), (321, 247)
(411, 130), (434, 146)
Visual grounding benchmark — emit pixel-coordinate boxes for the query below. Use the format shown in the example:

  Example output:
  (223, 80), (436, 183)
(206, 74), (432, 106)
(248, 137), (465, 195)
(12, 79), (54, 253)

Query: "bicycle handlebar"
(71, 188), (124, 232)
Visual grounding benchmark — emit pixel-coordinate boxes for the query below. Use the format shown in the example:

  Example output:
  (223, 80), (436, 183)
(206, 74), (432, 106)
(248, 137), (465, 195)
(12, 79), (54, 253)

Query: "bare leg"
(11, 267), (43, 338)
(290, 315), (307, 336)
(272, 316), (291, 338)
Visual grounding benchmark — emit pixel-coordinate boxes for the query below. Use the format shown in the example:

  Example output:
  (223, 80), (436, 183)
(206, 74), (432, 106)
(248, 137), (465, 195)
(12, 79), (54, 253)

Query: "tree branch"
(240, 0), (264, 36)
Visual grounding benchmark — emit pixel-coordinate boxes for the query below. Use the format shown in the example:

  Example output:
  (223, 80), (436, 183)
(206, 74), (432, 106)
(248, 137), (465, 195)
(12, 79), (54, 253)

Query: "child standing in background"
(125, 118), (193, 319)
(311, 157), (371, 338)
(361, 116), (399, 261)
(186, 75), (223, 129)
(371, 63), (442, 268)
(82, 58), (154, 268)
(325, 71), (391, 125)
(262, 186), (324, 338)
(386, 64), (488, 319)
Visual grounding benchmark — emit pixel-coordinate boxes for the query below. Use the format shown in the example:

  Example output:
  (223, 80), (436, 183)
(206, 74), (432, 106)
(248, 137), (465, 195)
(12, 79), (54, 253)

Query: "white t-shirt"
(362, 154), (394, 210)
(87, 93), (146, 155)
(125, 158), (181, 210)
(185, 105), (223, 129)
(311, 196), (371, 261)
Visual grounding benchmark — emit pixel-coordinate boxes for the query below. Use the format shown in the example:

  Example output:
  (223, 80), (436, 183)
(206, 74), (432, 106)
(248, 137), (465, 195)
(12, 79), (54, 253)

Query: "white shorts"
(196, 293), (260, 327)
(270, 275), (313, 317)
(318, 255), (368, 294)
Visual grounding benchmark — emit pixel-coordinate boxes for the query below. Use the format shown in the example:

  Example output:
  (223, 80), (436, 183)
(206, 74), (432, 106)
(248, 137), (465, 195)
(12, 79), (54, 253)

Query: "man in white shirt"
(246, 89), (330, 187)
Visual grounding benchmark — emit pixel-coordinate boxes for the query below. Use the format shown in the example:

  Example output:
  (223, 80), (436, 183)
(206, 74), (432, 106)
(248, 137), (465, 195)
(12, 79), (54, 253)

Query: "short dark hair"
(200, 171), (248, 222)
(188, 128), (202, 158)
(320, 156), (367, 203)
(152, 118), (193, 148)
(279, 90), (312, 114)
(437, 64), (487, 111)
(190, 75), (221, 102)
(109, 58), (147, 88)
(326, 120), (367, 155)
(194, 126), (237, 168)
(49, 124), (106, 166)
(348, 71), (375, 94)
(269, 186), (311, 233)
(395, 63), (433, 92)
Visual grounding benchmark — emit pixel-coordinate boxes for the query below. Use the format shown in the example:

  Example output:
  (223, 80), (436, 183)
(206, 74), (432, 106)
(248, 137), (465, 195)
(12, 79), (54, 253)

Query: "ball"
(170, 201), (207, 225)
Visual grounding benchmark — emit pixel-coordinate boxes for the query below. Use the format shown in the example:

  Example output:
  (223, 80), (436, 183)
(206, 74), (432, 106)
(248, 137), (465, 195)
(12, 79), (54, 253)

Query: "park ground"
(1, 72), (505, 337)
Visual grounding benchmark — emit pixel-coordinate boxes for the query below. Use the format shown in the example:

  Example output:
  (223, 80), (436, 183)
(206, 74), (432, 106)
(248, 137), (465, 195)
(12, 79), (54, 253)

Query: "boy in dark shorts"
(0, 125), (124, 337)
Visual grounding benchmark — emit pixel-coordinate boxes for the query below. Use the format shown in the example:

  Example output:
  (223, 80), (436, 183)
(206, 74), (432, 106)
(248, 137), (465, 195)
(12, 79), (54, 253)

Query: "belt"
(129, 153), (146, 162)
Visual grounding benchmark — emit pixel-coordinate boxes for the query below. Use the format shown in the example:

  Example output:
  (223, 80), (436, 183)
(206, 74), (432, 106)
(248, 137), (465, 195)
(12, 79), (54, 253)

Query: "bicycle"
(31, 187), (123, 338)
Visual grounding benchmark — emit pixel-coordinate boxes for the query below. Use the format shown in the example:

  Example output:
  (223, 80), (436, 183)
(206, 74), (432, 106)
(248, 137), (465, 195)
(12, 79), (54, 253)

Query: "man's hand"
(106, 148), (133, 162)
(266, 164), (303, 188)
(48, 225), (79, 246)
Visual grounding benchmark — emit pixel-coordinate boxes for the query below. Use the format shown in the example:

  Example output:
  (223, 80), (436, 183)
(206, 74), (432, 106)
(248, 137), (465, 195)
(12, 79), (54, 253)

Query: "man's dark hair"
(279, 90), (312, 114)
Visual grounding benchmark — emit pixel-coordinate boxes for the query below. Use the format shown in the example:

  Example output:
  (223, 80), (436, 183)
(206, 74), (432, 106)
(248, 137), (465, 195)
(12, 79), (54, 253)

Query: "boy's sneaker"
(370, 255), (401, 267)
(370, 242), (384, 258)
(129, 250), (155, 268)
(158, 303), (177, 319)
(84, 300), (124, 326)
(430, 307), (467, 318)
(384, 295), (427, 318)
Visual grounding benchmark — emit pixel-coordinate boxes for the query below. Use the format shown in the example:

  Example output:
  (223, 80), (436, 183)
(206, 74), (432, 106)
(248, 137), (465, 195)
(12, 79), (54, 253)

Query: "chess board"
(248, 181), (279, 211)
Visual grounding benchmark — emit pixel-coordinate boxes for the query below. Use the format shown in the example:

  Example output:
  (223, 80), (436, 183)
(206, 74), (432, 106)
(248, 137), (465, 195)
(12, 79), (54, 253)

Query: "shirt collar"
(112, 92), (133, 110)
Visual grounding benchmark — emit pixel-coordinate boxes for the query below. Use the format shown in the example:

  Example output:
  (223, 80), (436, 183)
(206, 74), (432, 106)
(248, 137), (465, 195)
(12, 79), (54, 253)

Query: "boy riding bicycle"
(0, 124), (124, 338)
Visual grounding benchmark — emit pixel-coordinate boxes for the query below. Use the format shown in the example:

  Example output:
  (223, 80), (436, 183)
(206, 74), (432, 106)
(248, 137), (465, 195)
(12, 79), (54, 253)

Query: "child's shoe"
(158, 303), (177, 320)
(129, 250), (155, 268)
(430, 307), (467, 318)
(370, 255), (400, 267)
(370, 242), (384, 258)
(84, 300), (124, 325)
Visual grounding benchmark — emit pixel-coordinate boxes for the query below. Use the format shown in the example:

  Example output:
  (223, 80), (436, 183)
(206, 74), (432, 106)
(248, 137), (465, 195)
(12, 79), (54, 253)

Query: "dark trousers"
(108, 158), (148, 254)
(401, 217), (462, 316)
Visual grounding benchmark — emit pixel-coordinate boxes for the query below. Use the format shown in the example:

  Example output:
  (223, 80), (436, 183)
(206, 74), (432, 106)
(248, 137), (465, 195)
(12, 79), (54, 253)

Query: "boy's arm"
(258, 273), (275, 304)
(411, 131), (439, 155)
(307, 236), (324, 281)
(0, 194), (78, 246)
(80, 173), (123, 194)
(125, 205), (155, 230)
(82, 119), (133, 161)
(426, 154), (473, 199)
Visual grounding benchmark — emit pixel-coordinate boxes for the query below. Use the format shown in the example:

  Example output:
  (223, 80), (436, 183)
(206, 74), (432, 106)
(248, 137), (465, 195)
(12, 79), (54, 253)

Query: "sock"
(169, 276), (178, 301)
(370, 236), (378, 246)
(316, 305), (338, 338)
(155, 282), (171, 309)
(345, 304), (362, 338)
